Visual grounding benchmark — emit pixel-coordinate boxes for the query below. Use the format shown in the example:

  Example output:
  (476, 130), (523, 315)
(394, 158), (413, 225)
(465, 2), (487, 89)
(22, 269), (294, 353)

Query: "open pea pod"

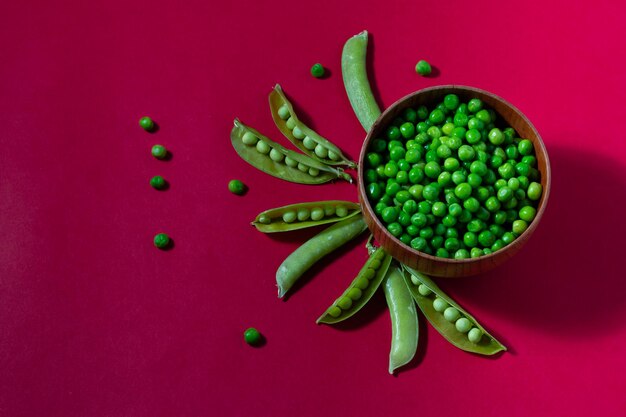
(231, 119), (351, 184)
(402, 265), (506, 355)
(269, 85), (356, 168)
(252, 200), (361, 233)
(316, 247), (392, 324)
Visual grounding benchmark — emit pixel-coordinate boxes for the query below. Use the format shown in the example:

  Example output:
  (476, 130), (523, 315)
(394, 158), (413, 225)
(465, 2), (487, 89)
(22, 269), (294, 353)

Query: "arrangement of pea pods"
(230, 30), (506, 373)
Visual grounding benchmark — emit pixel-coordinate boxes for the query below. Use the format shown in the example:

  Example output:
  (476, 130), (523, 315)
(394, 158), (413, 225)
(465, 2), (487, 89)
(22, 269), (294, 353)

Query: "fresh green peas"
(151, 144), (168, 159)
(458, 145), (475, 162)
(386, 126), (401, 140)
(432, 202), (447, 217)
(150, 175), (166, 190)
(475, 109), (491, 124)
(519, 206), (536, 222)
(424, 161), (442, 179)
(139, 116), (155, 131)
(228, 179), (246, 195)
(463, 232), (478, 247)
(153, 233), (170, 249)
(422, 184), (440, 201)
(400, 122), (415, 139)
(518, 139), (533, 155)
(443, 307), (461, 322)
(244, 328), (263, 346)
(467, 98), (483, 113)
(497, 187), (514, 202)
(415, 60), (432, 76)
(390, 147), (406, 162)
(468, 328), (483, 343)
(444, 94), (459, 110)
(456, 318), (472, 333)
(454, 183), (472, 200)
(488, 128), (504, 145)
(411, 212), (428, 228)
(478, 230), (495, 247)
(429, 109), (445, 125)
(310, 63), (325, 78)
(485, 196), (501, 212)
(528, 182), (543, 200)
(384, 161), (399, 178)
(382, 207), (399, 223)
(410, 237), (427, 250)
(387, 222), (403, 237)
(512, 219), (528, 235)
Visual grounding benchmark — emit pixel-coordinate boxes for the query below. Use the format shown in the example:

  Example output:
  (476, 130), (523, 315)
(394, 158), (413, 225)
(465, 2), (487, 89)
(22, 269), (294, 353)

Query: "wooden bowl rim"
(358, 84), (552, 266)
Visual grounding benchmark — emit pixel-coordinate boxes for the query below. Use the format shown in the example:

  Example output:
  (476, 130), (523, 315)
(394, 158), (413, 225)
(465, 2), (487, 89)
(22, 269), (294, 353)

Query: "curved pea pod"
(342, 30), (381, 132)
(276, 215), (367, 298)
(384, 264), (419, 374)
(316, 247), (392, 324)
(402, 265), (506, 355)
(252, 200), (361, 233)
(269, 85), (356, 168)
(231, 119), (351, 184)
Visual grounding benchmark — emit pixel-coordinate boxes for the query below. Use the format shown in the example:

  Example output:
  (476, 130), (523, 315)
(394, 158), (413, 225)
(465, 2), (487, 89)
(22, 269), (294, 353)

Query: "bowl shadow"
(444, 145), (626, 337)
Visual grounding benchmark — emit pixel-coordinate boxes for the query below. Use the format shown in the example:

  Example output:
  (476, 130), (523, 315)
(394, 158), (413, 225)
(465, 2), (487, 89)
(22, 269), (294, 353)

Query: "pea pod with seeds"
(231, 119), (351, 184)
(384, 263), (419, 374)
(342, 30), (381, 132)
(276, 215), (367, 298)
(252, 200), (360, 233)
(402, 265), (506, 355)
(316, 247), (392, 324)
(269, 85), (356, 168)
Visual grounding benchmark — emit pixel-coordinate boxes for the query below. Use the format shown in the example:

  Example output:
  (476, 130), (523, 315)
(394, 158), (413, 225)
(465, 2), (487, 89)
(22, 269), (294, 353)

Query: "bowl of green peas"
(358, 85), (551, 278)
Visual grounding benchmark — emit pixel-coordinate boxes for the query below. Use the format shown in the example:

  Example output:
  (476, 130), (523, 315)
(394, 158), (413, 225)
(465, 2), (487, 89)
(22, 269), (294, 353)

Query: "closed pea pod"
(252, 201), (361, 233)
(276, 215), (368, 297)
(317, 247), (392, 324)
(342, 31), (381, 131)
(401, 265), (506, 355)
(231, 119), (351, 184)
(383, 264), (419, 374)
(269, 85), (356, 168)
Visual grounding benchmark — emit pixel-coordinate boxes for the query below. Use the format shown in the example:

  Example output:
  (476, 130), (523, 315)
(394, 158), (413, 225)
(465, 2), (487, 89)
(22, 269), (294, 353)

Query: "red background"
(1, 1), (625, 416)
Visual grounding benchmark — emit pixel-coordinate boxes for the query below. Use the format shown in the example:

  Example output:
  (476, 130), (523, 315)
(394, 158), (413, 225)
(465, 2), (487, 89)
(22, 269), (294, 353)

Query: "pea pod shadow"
(444, 145), (626, 338)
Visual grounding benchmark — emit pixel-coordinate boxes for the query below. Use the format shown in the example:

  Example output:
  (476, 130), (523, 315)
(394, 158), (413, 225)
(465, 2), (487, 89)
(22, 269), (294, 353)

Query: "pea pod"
(342, 30), (381, 132)
(316, 247), (392, 324)
(276, 215), (367, 298)
(402, 265), (506, 355)
(384, 263), (419, 374)
(252, 200), (361, 233)
(230, 119), (351, 184)
(269, 85), (356, 168)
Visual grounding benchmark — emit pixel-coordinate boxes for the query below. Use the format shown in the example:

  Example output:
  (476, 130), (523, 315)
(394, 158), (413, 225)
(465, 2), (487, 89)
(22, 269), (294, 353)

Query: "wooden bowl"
(358, 85), (551, 278)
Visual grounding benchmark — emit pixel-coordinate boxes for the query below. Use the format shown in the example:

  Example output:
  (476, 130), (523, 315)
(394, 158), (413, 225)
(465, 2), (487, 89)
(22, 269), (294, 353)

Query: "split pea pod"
(252, 200), (360, 233)
(269, 85), (356, 168)
(402, 265), (506, 355)
(342, 30), (381, 132)
(384, 264), (419, 374)
(316, 247), (392, 324)
(276, 215), (367, 298)
(230, 119), (351, 184)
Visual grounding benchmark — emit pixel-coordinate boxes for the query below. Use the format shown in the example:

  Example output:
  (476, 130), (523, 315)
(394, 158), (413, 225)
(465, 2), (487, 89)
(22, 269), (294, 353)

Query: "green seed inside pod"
(258, 214), (271, 224)
(363, 268), (376, 280)
(310, 208), (324, 221)
(282, 211), (296, 223)
(297, 163), (308, 172)
(308, 167), (319, 177)
(353, 276), (369, 290)
(277, 105), (290, 120)
(286, 117), (296, 130)
(292, 126), (305, 139)
(327, 306), (342, 318)
(337, 297), (353, 310)
(324, 205), (335, 216)
(256, 140), (270, 154)
(315, 144), (329, 159)
(269, 148), (284, 162)
(284, 156), (298, 167)
(303, 136), (317, 150)
(443, 307), (461, 322)
(336, 205), (348, 217)
(369, 259), (381, 270)
(328, 150), (340, 161)
(455, 317), (472, 333)
(433, 297), (448, 312)
(297, 208), (311, 221)
(468, 327), (483, 343)
(347, 288), (362, 300)
(417, 284), (432, 296)
(242, 131), (259, 145)
(410, 274), (420, 285)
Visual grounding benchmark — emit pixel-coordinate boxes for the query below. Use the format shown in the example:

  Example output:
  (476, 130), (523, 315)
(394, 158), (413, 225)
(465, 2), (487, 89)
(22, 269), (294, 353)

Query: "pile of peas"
(364, 95), (543, 259)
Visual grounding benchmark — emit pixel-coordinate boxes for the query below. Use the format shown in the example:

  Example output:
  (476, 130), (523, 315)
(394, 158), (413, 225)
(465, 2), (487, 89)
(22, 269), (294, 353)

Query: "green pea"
(282, 211), (297, 223)
(256, 140), (271, 154)
(478, 230), (495, 247)
(302, 136), (317, 150)
(415, 59), (432, 76)
(153, 233), (170, 249)
(258, 214), (271, 224)
(228, 179), (246, 195)
(399, 122), (416, 139)
(443, 307), (461, 322)
(337, 297), (353, 310)
(347, 288), (363, 300)
(139, 116), (155, 131)
(150, 175), (166, 190)
(277, 105), (290, 120)
(528, 182), (543, 200)
(310, 63), (325, 78)
(455, 318), (472, 333)
(519, 206), (536, 222)
(458, 145), (475, 162)
(292, 126), (305, 139)
(284, 156), (297, 167)
(433, 297), (449, 312)
(468, 327), (483, 343)
(444, 94), (459, 110)
(467, 98), (483, 113)
(512, 219), (528, 235)
(242, 131), (259, 145)
(336, 205), (348, 217)
(354, 276), (369, 290)
(308, 167), (319, 177)
(518, 139), (533, 155)
(327, 306), (342, 318)
(410, 237), (427, 251)
(418, 284), (432, 296)
(285, 117), (296, 130)
(151, 144), (167, 159)
(244, 328), (262, 346)
(297, 208), (311, 221)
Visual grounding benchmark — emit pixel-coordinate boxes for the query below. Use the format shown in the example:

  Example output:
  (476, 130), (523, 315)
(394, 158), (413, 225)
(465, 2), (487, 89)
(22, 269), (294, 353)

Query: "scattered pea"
(150, 175), (166, 190)
(310, 63), (325, 78)
(151, 144), (167, 159)
(153, 233), (170, 249)
(228, 179), (246, 195)
(139, 116), (154, 131)
(415, 60), (432, 76)
(244, 327), (262, 346)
